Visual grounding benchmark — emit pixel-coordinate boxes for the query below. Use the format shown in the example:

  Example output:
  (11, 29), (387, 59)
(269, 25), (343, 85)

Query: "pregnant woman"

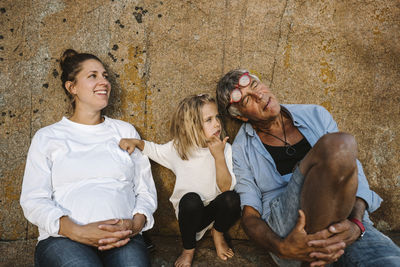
(20, 49), (157, 267)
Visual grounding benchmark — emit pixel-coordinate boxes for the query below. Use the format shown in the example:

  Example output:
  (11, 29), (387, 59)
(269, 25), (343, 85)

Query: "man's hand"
(279, 210), (322, 262)
(241, 206), (344, 264)
(306, 219), (360, 266)
(281, 211), (348, 266)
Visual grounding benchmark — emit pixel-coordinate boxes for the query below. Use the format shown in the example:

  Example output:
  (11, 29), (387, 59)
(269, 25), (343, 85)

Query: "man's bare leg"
(299, 132), (358, 234)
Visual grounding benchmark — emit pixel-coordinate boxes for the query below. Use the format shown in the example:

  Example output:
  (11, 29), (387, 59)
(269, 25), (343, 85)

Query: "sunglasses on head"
(228, 72), (251, 106)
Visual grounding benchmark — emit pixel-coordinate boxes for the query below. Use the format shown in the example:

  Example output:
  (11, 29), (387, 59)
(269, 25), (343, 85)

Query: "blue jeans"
(267, 166), (400, 267)
(35, 235), (150, 267)
(336, 222), (400, 266)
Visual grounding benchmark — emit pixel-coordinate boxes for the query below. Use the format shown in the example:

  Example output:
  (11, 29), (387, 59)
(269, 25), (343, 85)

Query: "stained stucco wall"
(0, 0), (399, 241)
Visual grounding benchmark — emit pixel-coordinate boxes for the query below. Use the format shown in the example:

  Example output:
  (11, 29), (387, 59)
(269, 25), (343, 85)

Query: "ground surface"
(1, 232), (399, 267)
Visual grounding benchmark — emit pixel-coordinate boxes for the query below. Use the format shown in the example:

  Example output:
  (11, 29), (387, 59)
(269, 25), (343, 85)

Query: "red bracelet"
(349, 218), (365, 238)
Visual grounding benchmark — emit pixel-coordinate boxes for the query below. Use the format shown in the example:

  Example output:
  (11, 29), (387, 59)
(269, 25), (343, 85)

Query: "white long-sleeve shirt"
(142, 140), (236, 240)
(20, 116), (157, 241)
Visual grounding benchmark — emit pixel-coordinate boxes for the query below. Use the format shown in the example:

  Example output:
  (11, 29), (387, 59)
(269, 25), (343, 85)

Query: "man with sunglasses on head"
(216, 69), (400, 266)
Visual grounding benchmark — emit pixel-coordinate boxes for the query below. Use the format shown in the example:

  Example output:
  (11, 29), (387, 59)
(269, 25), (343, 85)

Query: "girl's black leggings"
(178, 190), (241, 249)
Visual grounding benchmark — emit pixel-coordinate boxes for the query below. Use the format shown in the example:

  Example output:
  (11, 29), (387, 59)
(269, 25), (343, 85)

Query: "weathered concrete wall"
(1, 0), (399, 241)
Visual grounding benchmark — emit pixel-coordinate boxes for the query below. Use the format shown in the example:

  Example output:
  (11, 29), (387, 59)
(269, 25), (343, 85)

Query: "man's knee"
(299, 132), (358, 189)
(325, 132), (356, 145)
(318, 132), (357, 157)
(314, 133), (357, 179)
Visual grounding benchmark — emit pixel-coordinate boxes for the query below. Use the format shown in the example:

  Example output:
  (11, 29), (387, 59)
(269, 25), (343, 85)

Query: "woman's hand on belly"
(97, 213), (146, 250)
(59, 216), (133, 249)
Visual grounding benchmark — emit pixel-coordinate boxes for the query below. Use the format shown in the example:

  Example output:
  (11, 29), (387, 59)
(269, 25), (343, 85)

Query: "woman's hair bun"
(59, 49), (102, 93)
(60, 49), (78, 70)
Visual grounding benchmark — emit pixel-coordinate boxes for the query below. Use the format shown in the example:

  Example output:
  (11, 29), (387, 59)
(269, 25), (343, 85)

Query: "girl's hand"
(119, 138), (138, 155)
(207, 136), (229, 159)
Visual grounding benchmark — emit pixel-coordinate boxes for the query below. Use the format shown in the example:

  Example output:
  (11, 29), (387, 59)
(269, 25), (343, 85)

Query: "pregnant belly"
(55, 180), (135, 225)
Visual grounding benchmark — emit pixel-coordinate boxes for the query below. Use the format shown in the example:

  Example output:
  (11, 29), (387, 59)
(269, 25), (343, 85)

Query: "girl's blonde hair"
(170, 94), (223, 160)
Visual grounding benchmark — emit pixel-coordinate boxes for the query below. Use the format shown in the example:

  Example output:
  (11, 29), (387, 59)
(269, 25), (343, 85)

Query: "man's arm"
(241, 206), (282, 255)
(349, 197), (367, 223)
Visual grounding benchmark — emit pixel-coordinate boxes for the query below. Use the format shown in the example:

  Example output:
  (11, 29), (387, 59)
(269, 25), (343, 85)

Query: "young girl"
(119, 94), (241, 267)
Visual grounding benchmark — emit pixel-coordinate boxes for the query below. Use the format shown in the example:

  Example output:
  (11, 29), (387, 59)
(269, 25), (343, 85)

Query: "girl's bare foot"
(174, 248), (195, 267)
(211, 228), (234, 260)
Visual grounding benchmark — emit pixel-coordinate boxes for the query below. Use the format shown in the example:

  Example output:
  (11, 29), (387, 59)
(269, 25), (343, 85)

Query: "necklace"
(262, 113), (296, 156)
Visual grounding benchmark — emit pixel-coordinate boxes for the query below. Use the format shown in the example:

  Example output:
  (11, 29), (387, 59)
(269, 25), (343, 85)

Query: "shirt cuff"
(142, 140), (151, 156)
(356, 190), (382, 214)
(239, 195), (263, 215)
(47, 209), (69, 236)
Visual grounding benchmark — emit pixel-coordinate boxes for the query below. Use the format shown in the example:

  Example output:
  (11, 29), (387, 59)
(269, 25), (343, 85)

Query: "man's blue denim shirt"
(233, 104), (382, 223)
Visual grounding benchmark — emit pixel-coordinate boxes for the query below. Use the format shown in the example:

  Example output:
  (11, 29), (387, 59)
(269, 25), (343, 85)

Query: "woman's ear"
(65, 81), (76, 95)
